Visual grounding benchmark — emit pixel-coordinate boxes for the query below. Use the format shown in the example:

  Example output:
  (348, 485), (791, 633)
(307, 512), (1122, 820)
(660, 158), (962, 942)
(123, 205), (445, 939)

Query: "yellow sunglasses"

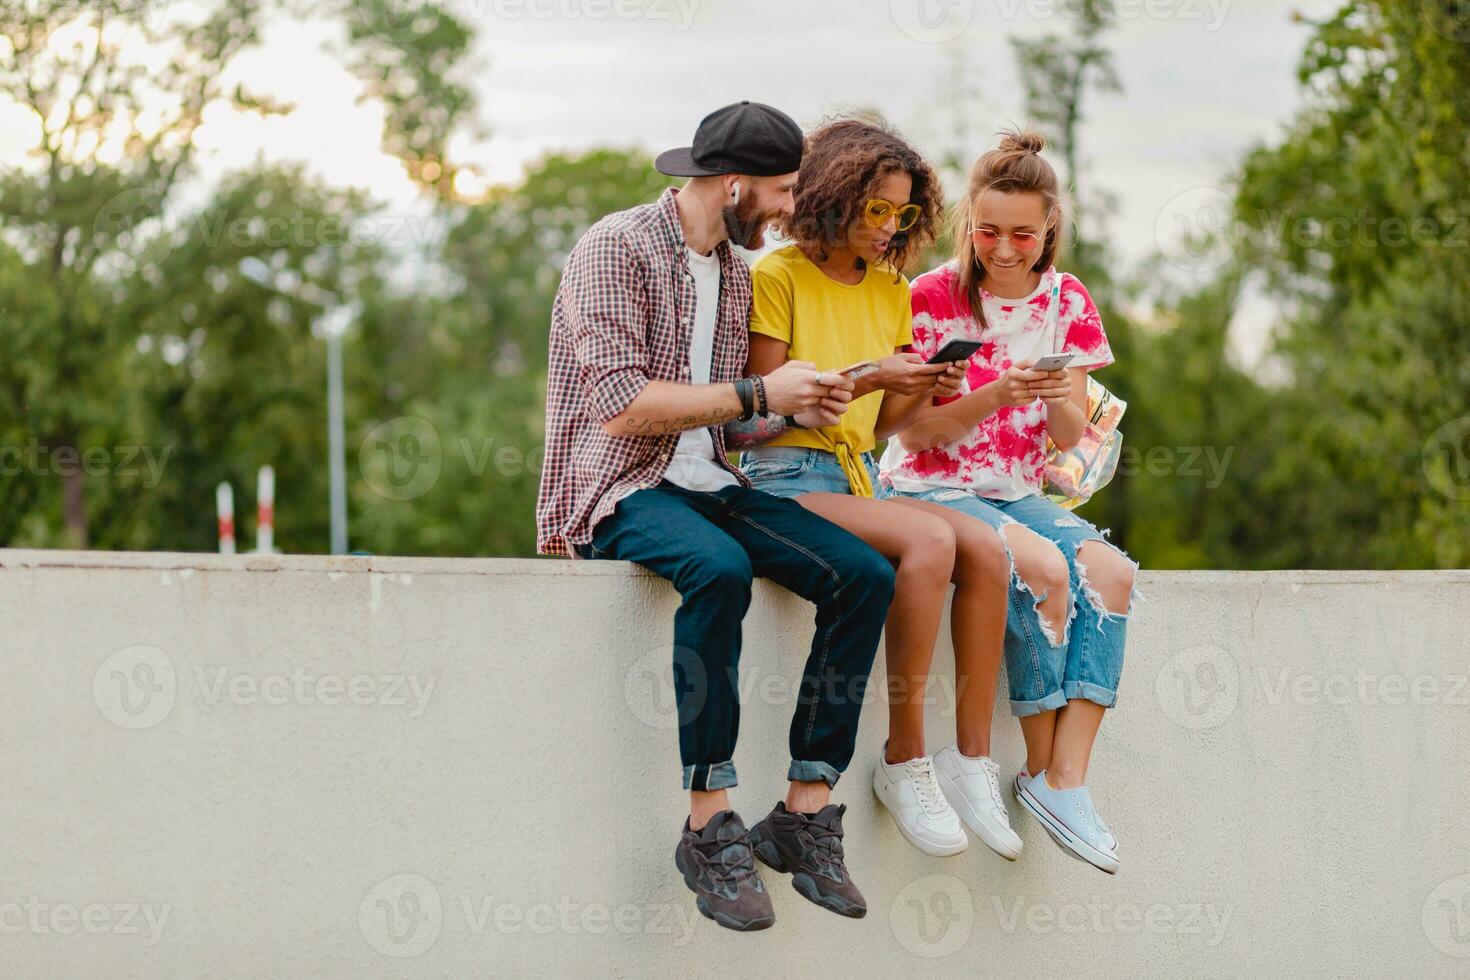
(863, 198), (922, 232)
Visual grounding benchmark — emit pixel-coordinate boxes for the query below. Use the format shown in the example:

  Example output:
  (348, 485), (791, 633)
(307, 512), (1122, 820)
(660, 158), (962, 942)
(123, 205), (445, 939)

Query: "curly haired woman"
(725, 117), (1025, 869)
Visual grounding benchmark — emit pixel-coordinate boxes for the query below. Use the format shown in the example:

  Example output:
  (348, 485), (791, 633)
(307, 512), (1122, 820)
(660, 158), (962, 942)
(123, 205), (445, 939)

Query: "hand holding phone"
(1015, 358), (1072, 403)
(990, 360), (1066, 407)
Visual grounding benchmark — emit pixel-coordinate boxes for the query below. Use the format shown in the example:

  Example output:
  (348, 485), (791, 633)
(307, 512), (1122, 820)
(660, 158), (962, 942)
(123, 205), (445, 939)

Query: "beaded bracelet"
(751, 375), (769, 417)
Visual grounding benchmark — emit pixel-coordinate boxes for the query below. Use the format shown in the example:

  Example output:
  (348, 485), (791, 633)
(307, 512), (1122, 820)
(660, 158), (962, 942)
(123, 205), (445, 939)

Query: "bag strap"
(1045, 268), (1064, 354)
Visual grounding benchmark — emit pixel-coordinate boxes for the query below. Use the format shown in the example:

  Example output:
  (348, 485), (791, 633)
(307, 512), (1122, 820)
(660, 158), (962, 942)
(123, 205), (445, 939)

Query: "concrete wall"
(2, 548), (1469, 978)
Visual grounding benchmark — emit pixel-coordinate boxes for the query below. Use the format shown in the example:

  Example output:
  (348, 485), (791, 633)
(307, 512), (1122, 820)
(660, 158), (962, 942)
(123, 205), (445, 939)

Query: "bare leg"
(690, 779), (835, 826)
(994, 525), (1072, 772)
(1075, 539), (1137, 615)
(1046, 700), (1106, 789)
(791, 492), (956, 764)
(690, 789), (729, 830)
(887, 496), (1009, 758)
(1047, 540), (1136, 789)
(1018, 712), (1056, 777)
(785, 780), (831, 814)
(998, 523), (1072, 646)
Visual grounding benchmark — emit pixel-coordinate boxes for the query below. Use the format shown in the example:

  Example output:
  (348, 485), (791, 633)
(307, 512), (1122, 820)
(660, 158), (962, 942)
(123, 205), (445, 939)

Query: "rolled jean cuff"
(1063, 680), (1119, 709)
(683, 761), (738, 792)
(1010, 689), (1069, 718)
(787, 760), (841, 787)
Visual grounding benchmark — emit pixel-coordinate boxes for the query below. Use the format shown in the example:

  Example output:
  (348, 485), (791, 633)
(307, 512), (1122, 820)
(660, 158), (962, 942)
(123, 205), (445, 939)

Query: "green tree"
(349, 149), (673, 557)
(1008, 0), (1121, 242)
(1234, 0), (1470, 567)
(0, 0), (473, 547)
(116, 166), (390, 553)
(0, 0), (275, 544)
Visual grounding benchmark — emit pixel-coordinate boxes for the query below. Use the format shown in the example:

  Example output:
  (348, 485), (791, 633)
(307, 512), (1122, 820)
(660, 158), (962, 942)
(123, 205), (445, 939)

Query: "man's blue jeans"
(577, 481), (895, 792)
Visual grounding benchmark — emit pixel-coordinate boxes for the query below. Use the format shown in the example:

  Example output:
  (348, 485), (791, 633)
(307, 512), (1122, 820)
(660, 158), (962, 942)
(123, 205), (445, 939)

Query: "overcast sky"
(466, 0), (1337, 261)
(1, 0), (1345, 361)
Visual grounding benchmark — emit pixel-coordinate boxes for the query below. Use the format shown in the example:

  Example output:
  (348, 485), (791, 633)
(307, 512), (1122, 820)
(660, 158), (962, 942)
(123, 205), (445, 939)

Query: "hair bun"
(998, 129), (1046, 155)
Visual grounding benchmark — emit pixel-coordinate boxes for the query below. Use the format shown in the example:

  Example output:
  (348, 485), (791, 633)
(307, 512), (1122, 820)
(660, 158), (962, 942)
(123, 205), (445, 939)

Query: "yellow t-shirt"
(749, 245), (914, 496)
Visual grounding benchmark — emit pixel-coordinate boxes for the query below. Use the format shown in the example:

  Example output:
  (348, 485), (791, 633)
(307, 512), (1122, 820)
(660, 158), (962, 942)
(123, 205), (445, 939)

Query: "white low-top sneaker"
(933, 746), (1023, 861)
(873, 749), (968, 857)
(1016, 769), (1119, 875)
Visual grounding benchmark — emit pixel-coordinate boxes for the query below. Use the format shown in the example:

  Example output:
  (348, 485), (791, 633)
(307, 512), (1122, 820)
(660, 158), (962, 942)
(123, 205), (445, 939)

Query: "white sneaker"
(933, 746), (1024, 861)
(873, 749), (968, 857)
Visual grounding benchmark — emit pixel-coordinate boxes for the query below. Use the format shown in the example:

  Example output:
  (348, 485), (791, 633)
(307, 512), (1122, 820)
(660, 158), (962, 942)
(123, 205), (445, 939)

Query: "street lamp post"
(238, 257), (354, 555)
(321, 306), (352, 557)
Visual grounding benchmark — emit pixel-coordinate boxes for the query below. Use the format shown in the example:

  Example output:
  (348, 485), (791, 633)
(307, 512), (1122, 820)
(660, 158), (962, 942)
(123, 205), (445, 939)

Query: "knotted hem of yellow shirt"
(822, 435), (875, 499)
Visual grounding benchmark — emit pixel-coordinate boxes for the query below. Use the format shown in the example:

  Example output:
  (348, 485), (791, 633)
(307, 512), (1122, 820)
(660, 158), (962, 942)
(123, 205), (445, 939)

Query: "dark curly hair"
(779, 115), (943, 278)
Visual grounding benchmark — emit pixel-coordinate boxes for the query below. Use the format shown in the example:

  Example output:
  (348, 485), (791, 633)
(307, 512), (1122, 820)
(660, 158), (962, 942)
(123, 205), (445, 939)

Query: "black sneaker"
(748, 802), (866, 918)
(673, 810), (775, 932)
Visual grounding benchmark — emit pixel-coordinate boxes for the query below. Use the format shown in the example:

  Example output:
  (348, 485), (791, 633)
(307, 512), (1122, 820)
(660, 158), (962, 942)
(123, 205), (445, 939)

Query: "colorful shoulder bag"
(1040, 271), (1127, 511)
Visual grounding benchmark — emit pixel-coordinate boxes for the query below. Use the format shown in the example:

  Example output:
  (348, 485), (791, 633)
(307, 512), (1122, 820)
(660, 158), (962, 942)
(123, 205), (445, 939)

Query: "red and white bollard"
(216, 482), (236, 555)
(256, 465), (275, 555)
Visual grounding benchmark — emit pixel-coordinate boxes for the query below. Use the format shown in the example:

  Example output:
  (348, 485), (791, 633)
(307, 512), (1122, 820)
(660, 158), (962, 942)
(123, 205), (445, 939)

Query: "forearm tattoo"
(618, 407), (743, 437)
(723, 412), (790, 449)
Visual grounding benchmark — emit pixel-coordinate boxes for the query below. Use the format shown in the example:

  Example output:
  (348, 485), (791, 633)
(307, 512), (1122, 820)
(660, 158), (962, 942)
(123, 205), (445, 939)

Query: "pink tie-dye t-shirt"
(878, 263), (1113, 501)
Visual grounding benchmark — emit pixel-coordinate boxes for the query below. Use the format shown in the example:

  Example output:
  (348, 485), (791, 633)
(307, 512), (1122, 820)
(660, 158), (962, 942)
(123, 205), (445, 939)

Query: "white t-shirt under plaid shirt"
(663, 246), (740, 493)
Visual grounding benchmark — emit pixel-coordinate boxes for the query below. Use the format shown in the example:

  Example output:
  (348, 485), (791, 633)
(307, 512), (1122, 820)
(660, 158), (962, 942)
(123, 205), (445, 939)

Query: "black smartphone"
(926, 339), (984, 365)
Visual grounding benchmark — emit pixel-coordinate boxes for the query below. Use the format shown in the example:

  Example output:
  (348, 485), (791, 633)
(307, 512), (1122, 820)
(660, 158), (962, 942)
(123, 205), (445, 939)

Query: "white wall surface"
(2, 548), (1468, 978)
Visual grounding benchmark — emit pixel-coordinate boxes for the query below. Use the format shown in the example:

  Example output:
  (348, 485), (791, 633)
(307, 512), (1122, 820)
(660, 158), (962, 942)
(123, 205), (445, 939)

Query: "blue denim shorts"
(895, 487), (1136, 715)
(739, 447), (891, 499)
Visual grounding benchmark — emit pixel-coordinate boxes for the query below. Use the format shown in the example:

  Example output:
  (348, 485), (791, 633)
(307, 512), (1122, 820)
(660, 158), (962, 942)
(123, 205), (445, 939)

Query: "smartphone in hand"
(926, 340), (984, 365)
(836, 360), (880, 380)
(1030, 352), (1076, 373)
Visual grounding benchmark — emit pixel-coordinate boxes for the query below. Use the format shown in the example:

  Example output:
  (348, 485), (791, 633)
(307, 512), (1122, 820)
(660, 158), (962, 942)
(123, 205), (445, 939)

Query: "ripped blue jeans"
(895, 488), (1136, 716)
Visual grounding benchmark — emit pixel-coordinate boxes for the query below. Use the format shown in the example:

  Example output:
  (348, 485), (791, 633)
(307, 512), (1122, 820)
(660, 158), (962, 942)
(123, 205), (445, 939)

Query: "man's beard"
(722, 195), (771, 250)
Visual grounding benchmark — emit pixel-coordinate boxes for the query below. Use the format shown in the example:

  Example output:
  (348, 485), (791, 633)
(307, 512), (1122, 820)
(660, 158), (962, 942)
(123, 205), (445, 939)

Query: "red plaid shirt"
(537, 188), (753, 557)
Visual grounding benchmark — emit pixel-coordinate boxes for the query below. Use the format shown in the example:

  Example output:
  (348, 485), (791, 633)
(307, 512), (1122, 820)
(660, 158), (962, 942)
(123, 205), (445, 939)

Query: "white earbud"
(730, 180), (741, 206)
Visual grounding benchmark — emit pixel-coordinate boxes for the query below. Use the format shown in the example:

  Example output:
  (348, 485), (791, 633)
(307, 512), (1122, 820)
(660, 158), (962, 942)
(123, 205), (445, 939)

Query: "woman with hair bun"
(880, 129), (1138, 875)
